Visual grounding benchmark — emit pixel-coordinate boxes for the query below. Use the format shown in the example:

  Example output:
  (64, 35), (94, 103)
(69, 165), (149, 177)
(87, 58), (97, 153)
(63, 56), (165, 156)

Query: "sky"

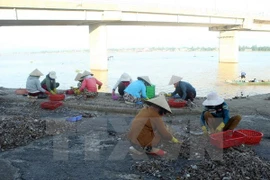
(1, 25), (270, 53)
(1, 0), (270, 52)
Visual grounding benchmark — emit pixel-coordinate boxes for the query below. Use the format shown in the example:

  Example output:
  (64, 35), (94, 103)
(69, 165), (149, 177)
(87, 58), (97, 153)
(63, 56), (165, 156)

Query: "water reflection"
(217, 62), (239, 82)
(91, 70), (109, 93)
(216, 62), (243, 98)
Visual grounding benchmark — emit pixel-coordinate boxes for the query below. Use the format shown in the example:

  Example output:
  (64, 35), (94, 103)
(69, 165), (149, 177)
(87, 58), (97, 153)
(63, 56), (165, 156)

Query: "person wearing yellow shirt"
(128, 95), (181, 156)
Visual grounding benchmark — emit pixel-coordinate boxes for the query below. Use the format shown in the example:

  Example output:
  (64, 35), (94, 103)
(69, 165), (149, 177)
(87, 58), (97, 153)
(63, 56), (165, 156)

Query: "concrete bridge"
(1, 0), (270, 70)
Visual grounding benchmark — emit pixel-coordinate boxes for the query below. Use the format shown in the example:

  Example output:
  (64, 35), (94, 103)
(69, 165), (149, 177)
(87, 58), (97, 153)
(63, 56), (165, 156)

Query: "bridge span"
(1, 0), (270, 70)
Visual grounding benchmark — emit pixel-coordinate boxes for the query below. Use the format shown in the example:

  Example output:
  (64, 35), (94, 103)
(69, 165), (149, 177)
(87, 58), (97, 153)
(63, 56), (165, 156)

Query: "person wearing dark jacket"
(41, 71), (60, 95)
(167, 75), (196, 101)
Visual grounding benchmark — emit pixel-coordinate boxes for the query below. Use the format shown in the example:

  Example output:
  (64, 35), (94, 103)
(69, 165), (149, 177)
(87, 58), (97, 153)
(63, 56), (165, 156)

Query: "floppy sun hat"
(120, 73), (131, 81)
(146, 95), (172, 114)
(168, 75), (183, 85)
(137, 76), (151, 85)
(30, 69), (43, 77)
(202, 92), (224, 106)
(49, 71), (57, 79)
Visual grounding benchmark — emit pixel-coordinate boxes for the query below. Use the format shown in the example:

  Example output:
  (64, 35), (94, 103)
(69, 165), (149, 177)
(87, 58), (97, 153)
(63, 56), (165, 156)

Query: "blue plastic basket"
(66, 115), (82, 122)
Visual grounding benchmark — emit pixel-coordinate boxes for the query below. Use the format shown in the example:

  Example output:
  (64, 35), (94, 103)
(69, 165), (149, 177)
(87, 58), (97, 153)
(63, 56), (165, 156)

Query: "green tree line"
(239, 45), (270, 51)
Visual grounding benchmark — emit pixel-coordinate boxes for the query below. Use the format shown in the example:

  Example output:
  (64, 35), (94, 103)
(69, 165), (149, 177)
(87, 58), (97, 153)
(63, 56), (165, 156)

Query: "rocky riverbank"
(0, 87), (270, 179)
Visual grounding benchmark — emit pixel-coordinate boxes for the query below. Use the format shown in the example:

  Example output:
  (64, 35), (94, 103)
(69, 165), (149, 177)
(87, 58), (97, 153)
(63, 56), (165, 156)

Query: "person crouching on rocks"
(41, 71), (60, 95)
(128, 95), (180, 156)
(79, 70), (102, 98)
(26, 69), (50, 99)
(112, 72), (132, 97)
(200, 92), (242, 136)
(167, 75), (196, 102)
(123, 76), (151, 104)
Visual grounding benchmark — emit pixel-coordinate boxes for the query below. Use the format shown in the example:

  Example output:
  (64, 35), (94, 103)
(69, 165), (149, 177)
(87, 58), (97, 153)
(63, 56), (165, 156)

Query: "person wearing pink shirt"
(79, 70), (103, 98)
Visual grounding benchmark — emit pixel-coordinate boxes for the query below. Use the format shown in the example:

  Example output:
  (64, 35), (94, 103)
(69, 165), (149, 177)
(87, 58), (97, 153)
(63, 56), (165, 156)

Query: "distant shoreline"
(1, 47), (270, 55)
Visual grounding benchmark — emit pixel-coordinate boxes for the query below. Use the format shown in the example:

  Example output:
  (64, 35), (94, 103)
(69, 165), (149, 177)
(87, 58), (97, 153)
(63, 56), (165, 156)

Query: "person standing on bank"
(240, 71), (246, 80)
(112, 73), (132, 96)
(167, 75), (196, 102)
(128, 95), (180, 156)
(41, 71), (60, 95)
(26, 69), (50, 98)
(200, 92), (242, 136)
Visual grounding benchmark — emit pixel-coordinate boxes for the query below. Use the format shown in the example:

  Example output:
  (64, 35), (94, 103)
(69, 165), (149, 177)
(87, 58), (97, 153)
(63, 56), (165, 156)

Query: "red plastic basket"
(167, 98), (187, 108)
(15, 88), (28, 95)
(210, 130), (246, 149)
(235, 129), (263, 145)
(65, 89), (74, 95)
(40, 101), (63, 110)
(49, 94), (65, 101)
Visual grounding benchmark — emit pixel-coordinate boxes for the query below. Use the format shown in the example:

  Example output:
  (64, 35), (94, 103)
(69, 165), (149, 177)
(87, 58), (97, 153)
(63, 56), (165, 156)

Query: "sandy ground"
(0, 87), (270, 180)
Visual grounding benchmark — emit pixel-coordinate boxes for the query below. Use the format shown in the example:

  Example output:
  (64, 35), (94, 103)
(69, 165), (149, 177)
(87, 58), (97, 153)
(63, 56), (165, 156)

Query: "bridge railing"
(52, 0), (270, 18)
(1, 0), (270, 19)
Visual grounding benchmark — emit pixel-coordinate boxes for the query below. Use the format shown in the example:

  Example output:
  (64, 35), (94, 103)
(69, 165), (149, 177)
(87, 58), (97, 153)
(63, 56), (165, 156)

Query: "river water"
(1, 51), (270, 98)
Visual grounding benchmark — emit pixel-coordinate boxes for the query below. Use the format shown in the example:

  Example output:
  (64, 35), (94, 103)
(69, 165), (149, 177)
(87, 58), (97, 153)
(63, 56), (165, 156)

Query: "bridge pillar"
(219, 31), (239, 63)
(89, 24), (108, 71)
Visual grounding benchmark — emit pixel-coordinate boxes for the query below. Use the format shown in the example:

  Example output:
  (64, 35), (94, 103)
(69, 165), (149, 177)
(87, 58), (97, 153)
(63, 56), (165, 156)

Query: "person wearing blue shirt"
(167, 75), (196, 102)
(200, 92), (242, 136)
(123, 76), (151, 104)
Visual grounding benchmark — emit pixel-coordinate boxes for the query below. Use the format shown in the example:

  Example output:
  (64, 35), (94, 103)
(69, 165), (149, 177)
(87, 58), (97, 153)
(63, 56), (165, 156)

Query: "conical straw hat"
(30, 69), (43, 77)
(81, 70), (94, 78)
(137, 76), (151, 85)
(146, 95), (172, 113)
(168, 75), (183, 85)
(74, 73), (82, 81)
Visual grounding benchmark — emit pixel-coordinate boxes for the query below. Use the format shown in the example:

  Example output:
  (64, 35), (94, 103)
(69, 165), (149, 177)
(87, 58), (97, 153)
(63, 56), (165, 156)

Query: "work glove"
(144, 97), (149, 101)
(98, 85), (102, 90)
(166, 93), (172, 97)
(171, 136), (180, 143)
(74, 89), (81, 95)
(50, 90), (56, 95)
(202, 126), (208, 136)
(215, 122), (225, 132)
(53, 88), (57, 93)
